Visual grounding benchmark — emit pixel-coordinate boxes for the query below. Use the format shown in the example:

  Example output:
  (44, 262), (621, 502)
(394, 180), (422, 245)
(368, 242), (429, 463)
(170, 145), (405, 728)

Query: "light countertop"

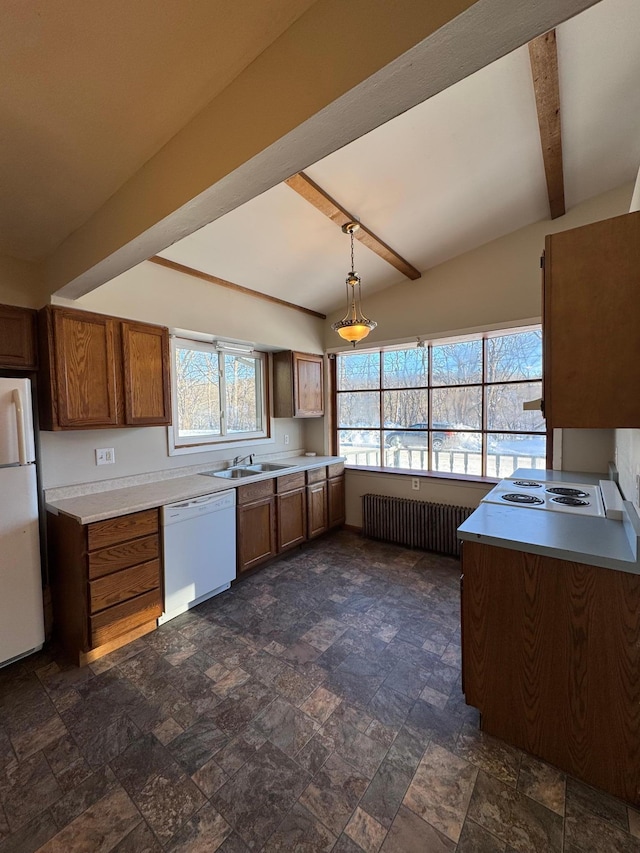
(46, 456), (343, 525)
(457, 468), (640, 574)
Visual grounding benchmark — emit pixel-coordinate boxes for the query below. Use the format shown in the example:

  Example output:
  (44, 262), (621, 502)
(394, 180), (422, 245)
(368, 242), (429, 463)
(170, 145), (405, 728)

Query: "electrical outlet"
(412, 477), (420, 491)
(284, 434), (290, 445)
(96, 447), (115, 466)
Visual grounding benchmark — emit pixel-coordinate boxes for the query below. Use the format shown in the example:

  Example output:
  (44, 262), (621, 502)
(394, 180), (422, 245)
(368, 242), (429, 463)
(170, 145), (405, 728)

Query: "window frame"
(168, 336), (269, 455)
(334, 325), (545, 478)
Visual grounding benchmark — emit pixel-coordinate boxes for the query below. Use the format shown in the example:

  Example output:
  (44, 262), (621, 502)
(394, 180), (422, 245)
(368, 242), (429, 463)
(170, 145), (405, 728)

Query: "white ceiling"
(159, 0), (640, 316)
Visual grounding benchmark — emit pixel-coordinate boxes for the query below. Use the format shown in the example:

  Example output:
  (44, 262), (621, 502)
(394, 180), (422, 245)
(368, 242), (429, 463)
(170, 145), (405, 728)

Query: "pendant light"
(331, 222), (377, 346)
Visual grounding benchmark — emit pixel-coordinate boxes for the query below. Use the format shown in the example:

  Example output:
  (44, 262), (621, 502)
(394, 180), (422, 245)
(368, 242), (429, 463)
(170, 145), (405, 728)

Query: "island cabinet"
(306, 466), (328, 538)
(461, 540), (640, 805)
(543, 210), (640, 428)
(38, 305), (171, 430)
(0, 303), (37, 369)
(276, 472), (307, 553)
(236, 479), (277, 574)
(272, 351), (324, 418)
(47, 508), (162, 666)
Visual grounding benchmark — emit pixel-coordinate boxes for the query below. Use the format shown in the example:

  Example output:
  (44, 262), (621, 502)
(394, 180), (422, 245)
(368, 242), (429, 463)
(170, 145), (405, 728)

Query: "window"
(336, 327), (545, 478)
(171, 338), (267, 449)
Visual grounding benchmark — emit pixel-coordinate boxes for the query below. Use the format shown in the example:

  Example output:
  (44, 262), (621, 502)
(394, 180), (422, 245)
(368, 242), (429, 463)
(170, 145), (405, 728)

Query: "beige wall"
(72, 260), (325, 353)
(334, 184), (633, 525)
(38, 419), (305, 491)
(345, 470), (492, 528)
(0, 255), (41, 308)
(40, 260), (325, 489)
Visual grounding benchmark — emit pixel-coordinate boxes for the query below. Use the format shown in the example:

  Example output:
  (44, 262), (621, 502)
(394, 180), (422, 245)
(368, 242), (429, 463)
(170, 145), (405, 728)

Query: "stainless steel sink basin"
(243, 462), (295, 472)
(200, 461), (295, 480)
(201, 468), (258, 479)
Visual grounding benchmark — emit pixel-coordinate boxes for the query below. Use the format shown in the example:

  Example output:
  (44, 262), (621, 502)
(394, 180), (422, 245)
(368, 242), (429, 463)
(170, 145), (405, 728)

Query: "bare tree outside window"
(173, 341), (265, 446)
(336, 327), (545, 477)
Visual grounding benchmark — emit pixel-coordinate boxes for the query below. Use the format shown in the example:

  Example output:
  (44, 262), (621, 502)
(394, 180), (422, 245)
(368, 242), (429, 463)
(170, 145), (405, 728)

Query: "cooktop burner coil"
(501, 493), (544, 505)
(551, 496), (590, 507)
(546, 486), (589, 498)
(511, 480), (543, 488)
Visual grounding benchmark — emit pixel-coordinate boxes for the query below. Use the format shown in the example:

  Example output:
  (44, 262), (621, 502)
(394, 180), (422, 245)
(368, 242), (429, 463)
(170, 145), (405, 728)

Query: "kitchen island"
(458, 468), (640, 805)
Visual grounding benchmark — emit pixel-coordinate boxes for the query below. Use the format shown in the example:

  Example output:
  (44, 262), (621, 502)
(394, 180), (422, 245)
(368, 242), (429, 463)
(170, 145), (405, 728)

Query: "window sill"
(344, 464), (499, 486)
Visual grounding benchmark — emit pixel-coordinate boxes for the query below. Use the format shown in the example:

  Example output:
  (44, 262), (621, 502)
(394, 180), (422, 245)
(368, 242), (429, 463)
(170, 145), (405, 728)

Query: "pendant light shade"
(331, 222), (377, 346)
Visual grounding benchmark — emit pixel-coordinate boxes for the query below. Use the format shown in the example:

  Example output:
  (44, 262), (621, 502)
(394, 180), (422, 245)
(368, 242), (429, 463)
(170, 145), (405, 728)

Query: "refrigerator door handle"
(12, 388), (28, 465)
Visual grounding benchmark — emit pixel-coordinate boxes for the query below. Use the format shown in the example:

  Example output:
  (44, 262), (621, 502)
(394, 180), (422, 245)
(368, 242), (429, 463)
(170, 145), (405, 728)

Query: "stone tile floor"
(1, 530), (639, 852)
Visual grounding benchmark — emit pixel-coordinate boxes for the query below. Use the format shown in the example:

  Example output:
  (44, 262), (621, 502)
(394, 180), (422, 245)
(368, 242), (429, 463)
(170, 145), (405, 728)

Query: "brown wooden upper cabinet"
(38, 305), (171, 430)
(273, 351), (324, 418)
(543, 210), (640, 428)
(0, 303), (37, 369)
(121, 321), (172, 425)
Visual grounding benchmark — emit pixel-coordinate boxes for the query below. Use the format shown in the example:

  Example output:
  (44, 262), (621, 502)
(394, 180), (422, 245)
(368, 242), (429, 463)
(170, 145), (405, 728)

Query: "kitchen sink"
(202, 468), (257, 479)
(243, 462), (295, 472)
(200, 461), (296, 480)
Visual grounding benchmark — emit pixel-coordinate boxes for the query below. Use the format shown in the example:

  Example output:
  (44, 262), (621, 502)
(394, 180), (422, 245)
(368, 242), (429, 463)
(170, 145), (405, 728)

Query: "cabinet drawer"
(277, 472), (306, 493)
(306, 466), (327, 484)
(90, 589), (162, 647)
(328, 462), (344, 478)
(88, 534), (159, 579)
(88, 509), (158, 551)
(88, 559), (160, 614)
(237, 479), (275, 505)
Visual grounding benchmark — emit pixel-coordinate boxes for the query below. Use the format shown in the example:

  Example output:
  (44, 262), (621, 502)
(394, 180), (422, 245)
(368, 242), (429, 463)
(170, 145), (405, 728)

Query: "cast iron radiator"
(361, 493), (473, 557)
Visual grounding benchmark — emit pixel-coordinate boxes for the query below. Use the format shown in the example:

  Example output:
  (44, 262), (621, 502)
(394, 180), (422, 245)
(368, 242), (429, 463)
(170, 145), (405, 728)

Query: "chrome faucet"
(231, 453), (254, 467)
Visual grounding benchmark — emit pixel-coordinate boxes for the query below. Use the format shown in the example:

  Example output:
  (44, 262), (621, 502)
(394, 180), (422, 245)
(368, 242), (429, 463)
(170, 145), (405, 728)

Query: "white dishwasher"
(159, 489), (236, 625)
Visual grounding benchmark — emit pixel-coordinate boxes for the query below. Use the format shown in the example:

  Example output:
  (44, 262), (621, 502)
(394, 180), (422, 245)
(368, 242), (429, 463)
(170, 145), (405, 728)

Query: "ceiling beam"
(529, 29), (565, 219)
(285, 172), (421, 280)
(149, 256), (326, 319)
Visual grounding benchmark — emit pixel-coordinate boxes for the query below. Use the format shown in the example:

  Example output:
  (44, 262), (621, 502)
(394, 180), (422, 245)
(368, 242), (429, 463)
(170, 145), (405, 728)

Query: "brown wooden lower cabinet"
(236, 480), (277, 574)
(47, 508), (162, 666)
(276, 487), (307, 552)
(307, 480), (328, 538)
(461, 540), (640, 805)
(328, 474), (345, 528)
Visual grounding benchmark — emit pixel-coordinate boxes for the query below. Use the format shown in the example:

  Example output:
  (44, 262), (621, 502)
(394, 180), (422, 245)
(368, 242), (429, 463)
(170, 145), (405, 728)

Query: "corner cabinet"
(543, 210), (640, 428)
(273, 351), (324, 418)
(0, 304), (38, 369)
(47, 508), (162, 666)
(38, 306), (171, 430)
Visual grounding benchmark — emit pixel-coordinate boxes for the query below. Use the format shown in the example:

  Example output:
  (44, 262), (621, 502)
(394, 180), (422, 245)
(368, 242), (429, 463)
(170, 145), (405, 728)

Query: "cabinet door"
(277, 487), (307, 552)
(121, 321), (171, 425)
(53, 309), (119, 427)
(0, 304), (37, 369)
(544, 210), (640, 427)
(293, 352), (324, 417)
(307, 480), (328, 538)
(462, 540), (640, 805)
(327, 475), (345, 528)
(237, 497), (276, 573)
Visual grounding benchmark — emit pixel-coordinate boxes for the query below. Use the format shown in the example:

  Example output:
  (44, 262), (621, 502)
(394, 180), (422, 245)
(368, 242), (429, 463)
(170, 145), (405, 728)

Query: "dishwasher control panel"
(162, 489), (235, 525)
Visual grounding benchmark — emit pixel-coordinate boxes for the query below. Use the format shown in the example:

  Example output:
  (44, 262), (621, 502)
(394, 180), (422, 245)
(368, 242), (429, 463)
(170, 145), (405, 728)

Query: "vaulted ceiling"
(1, 0), (636, 313)
(156, 0), (640, 315)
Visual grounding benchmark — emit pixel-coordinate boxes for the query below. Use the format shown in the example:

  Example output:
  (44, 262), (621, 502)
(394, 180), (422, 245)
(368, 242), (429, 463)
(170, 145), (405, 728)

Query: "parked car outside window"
(385, 423), (453, 450)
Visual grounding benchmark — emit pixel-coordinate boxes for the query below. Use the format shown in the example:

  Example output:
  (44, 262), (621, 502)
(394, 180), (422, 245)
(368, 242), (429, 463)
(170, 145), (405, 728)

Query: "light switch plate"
(96, 447), (115, 465)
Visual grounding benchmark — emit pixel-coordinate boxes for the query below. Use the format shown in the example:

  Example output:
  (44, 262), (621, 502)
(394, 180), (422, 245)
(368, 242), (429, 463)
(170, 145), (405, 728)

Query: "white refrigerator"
(0, 377), (44, 667)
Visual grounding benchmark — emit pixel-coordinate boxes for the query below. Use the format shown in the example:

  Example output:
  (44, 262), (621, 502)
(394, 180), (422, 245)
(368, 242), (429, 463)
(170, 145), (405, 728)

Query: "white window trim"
(168, 336), (271, 456)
